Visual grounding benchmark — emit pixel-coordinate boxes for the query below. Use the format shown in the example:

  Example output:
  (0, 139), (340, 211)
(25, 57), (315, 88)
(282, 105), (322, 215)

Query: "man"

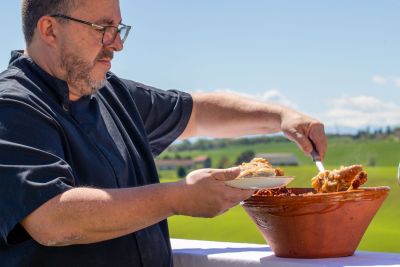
(0, 0), (327, 266)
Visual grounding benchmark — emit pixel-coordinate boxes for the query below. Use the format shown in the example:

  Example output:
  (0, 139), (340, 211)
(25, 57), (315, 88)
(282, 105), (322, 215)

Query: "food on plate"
(237, 158), (284, 179)
(254, 187), (294, 196)
(311, 165), (368, 193)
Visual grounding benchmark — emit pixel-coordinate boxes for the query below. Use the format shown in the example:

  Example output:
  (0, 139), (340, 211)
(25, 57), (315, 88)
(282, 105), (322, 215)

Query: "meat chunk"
(311, 165), (367, 193)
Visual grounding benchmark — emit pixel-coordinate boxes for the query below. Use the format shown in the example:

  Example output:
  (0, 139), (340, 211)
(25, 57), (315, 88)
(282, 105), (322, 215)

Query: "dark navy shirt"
(0, 51), (193, 267)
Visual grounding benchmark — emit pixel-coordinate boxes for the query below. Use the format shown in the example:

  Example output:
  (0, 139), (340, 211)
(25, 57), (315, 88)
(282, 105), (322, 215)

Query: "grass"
(162, 165), (400, 253)
(162, 137), (400, 168)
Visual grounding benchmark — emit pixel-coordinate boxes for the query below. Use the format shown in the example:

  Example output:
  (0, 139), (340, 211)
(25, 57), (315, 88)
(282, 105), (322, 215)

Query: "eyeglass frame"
(50, 14), (132, 46)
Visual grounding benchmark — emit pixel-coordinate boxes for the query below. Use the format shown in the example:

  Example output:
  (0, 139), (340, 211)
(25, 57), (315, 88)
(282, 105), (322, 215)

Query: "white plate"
(225, 176), (294, 189)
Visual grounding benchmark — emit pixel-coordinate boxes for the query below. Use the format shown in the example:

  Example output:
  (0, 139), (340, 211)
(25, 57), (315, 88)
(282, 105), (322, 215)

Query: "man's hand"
(280, 109), (327, 160)
(172, 167), (254, 218)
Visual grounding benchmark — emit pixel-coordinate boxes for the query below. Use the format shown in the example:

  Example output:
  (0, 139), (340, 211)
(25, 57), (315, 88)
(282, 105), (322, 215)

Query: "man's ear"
(35, 16), (59, 47)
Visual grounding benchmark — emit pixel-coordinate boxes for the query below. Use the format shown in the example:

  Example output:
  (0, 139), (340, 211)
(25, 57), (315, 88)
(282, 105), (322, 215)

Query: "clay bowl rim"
(242, 186), (391, 207)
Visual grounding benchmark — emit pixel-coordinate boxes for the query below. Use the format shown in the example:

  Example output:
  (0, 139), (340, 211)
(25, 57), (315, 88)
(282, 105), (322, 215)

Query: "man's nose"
(107, 34), (124, 52)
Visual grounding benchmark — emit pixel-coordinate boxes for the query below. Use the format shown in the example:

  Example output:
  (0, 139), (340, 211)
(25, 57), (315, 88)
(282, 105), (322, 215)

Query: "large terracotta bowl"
(242, 186), (390, 258)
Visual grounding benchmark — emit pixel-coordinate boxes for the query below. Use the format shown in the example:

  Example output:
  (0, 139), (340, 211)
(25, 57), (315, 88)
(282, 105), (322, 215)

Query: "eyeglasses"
(50, 14), (131, 46)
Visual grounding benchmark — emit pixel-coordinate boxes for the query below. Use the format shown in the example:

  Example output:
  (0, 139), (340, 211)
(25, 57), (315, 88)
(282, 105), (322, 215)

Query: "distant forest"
(167, 126), (400, 152)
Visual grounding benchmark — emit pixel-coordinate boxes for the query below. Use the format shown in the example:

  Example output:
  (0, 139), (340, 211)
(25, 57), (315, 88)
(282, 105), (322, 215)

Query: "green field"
(160, 137), (400, 253)
(161, 137), (400, 168)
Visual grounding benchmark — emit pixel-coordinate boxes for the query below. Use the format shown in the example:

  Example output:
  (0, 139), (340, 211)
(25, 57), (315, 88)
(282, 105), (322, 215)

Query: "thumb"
(212, 167), (241, 181)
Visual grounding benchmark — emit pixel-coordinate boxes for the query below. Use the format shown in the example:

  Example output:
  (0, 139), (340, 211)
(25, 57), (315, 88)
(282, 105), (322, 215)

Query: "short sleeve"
(120, 79), (193, 156)
(0, 98), (74, 245)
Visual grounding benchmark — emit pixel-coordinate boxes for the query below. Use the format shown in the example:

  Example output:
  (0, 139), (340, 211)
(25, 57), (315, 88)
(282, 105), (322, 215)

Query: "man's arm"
(21, 168), (253, 246)
(180, 92), (327, 159)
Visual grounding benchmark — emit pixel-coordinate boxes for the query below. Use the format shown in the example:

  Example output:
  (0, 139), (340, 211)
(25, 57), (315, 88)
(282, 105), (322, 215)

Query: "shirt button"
(62, 103), (69, 111)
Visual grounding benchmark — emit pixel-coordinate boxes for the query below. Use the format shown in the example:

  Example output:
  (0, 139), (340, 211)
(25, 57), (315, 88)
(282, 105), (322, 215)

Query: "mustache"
(96, 50), (114, 60)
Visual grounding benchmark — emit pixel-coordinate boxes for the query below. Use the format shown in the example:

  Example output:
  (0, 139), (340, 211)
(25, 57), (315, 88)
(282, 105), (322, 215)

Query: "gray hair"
(21, 0), (79, 45)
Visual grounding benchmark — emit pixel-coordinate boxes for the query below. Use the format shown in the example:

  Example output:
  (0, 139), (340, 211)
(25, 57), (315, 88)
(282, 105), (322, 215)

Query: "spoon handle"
(397, 162), (400, 185)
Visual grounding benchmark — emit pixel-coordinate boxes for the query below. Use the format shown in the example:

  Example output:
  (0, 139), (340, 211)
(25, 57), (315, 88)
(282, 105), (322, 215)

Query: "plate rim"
(225, 176), (294, 189)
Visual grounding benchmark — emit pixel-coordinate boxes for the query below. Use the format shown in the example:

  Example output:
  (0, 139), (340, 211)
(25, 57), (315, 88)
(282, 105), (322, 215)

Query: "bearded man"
(0, 0), (326, 266)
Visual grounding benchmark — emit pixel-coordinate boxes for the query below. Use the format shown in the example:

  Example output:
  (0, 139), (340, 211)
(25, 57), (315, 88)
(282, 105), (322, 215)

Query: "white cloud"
(323, 95), (400, 128)
(372, 75), (388, 85)
(192, 88), (400, 130)
(372, 74), (400, 88)
(259, 90), (298, 107)
(214, 88), (298, 108)
(393, 77), (400, 88)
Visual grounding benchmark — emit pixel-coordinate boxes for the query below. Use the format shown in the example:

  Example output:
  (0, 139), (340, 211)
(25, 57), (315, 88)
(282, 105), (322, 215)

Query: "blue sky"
(1, 1), (399, 133)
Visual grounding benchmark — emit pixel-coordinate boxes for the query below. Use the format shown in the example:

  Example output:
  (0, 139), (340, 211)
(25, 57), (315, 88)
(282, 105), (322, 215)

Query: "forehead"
(71, 0), (122, 24)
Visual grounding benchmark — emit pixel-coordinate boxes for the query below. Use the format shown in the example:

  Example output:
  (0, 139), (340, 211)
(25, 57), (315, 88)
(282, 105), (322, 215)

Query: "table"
(171, 239), (400, 267)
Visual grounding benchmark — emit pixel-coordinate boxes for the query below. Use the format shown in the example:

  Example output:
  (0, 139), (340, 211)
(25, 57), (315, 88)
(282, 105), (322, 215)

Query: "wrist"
(164, 180), (189, 216)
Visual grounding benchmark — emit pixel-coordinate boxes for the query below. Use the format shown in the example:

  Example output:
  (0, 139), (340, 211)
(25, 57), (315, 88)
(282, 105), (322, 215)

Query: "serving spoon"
(311, 147), (325, 173)
(397, 162), (400, 185)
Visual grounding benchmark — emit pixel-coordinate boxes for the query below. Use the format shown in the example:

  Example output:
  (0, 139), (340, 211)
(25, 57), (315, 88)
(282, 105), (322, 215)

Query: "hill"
(160, 136), (400, 168)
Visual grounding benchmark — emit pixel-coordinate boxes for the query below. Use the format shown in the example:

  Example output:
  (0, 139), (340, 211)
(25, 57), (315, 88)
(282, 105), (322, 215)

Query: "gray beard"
(60, 50), (106, 97)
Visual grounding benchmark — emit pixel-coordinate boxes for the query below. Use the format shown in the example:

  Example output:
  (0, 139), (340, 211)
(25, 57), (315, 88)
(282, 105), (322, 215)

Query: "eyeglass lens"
(103, 26), (129, 45)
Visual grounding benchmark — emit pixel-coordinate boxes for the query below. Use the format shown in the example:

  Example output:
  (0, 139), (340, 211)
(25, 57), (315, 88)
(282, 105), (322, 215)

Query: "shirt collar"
(9, 50), (70, 107)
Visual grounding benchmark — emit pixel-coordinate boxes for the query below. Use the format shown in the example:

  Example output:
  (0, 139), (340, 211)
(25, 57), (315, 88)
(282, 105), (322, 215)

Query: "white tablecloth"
(171, 239), (400, 267)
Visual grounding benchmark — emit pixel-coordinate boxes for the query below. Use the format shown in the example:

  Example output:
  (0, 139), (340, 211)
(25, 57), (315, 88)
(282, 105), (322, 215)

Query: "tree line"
(167, 126), (400, 152)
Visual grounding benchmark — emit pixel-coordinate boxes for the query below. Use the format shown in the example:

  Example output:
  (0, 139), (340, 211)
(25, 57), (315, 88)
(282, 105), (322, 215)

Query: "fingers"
(308, 123), (327, 160)
(284, 129), (313, 154)
(212, 167), (241, 181)
(284, 121), (327, 161)
(206, 167), (255, 199)
(181, 167), (255, 218)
